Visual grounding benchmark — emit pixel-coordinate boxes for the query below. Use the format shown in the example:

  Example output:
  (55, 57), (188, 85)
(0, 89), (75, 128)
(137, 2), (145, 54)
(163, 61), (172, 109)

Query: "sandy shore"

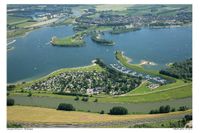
(139, 60), (157, 66)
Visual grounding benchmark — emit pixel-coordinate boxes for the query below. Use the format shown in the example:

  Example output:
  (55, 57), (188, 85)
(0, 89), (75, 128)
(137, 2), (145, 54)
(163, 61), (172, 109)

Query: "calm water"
(7, 25), (192, 83)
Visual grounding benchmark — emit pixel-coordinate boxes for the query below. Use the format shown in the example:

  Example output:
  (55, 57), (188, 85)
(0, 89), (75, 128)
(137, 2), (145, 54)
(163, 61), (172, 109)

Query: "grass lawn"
(8, 94), (192, 114)
(95, 5), (133, 11)
(62, 17), (76, 25)
(7, 28), (33, 38)
(7, 106), (192, 125)
(127, 79), (190, 95)
(15, 21), (38, 28)
(97, 84), (192, 103)
(7, 16), (31, 25)
(51, 35), (85, 46)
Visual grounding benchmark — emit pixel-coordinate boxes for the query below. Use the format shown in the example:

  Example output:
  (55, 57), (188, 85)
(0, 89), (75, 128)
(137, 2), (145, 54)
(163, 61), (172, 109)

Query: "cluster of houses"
(34, 13), (60, 22)
(110, 63), (167, 85)
(86, 87), (104, 95)
(24, 70), (139, 95)
(76, 11), (191, 27)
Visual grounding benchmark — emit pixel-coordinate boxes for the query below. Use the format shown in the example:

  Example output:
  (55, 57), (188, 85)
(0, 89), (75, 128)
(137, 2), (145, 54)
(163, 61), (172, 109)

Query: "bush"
(150, 105), (171, 114)
(149, 109), (159, 114)
(184, 115), (192, 121)
(7, 98), (15, 106)
(82, 97), (88, 102)
(159, 106), (165, 113)
(100, 110), (104, 114)
(27, 91), (32, 97)
(171, 108), (175, 112)
(164, 105), (171, 113)
(7, 123), (22, 128)
(57, 103), (75, 111)
(178, 106), (189, 111)
(7, 85), (16, 91)
(94, 98), (98, 102)
(74, 96), (79, 101)
(109, 106), (128, 115)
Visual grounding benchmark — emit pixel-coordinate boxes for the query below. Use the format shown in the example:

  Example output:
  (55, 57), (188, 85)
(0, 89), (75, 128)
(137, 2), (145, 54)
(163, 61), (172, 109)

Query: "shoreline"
(121, 51), (157, 66)
(8, 62), (98, 85)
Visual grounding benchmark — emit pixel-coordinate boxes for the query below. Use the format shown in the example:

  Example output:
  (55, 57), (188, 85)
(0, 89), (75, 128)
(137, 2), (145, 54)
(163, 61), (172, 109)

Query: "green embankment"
(97, 83), (192, 103)
(8, 94), (192, 114)
(127, 78), (189, 95)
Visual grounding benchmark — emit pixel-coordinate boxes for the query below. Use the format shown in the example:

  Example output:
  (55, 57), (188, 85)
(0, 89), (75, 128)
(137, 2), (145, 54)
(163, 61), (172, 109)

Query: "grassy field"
(98, 84), (192, 103)
(15, 21), (38, 28)
(123, 5), (191, 16)
(7, 28), (33, 38)
(7, 106), (192, 125)
(62, 17), (76, 25)
(8, 94), (192, 114)
(7, 16), (31, 25)
(52, 36), (85, 46)
(95, 5), (133, 11)
(127, 79), (189, 95)
(51, 31), (86, 47)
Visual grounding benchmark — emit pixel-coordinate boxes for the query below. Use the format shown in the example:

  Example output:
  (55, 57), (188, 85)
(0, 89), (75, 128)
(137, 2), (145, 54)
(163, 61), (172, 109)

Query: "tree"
(94, 98), (98, 102)
(7, 98), (15, 106)
(74, 96), (79, 101)
(109, 106), (128, 115)
(7, 85), (16, 91)
(27, 91), (32, 97)
(164, 105), (171, 113)
(159, 106), (165, 113)
(100, 110), (104, 114)
(184, 115), (192, 121)
(171, 108), (176, 112)
(82, 97), (88, 102)
(178, 106), (189, 111)
(57, 103), (75, 111)
(149, 109), (159, 114)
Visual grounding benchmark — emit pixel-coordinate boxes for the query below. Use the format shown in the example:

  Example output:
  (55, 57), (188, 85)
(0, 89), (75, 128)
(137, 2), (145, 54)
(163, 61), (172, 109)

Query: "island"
(110, 26), (141, 34)
(51, 33), (85, 47)
(91, 33), (114, 45)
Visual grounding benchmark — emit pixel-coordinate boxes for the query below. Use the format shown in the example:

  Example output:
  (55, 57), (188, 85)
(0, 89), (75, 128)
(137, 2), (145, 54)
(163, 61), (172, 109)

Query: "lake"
(7, 25), (192, 83)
